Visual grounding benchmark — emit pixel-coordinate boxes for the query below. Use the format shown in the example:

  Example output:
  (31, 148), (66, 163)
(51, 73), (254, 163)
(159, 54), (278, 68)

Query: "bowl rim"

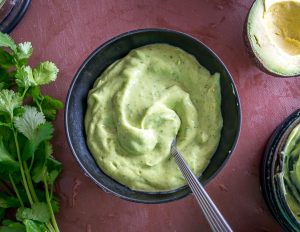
(65, 28), (242, 203)
(0, 0), (31, 33)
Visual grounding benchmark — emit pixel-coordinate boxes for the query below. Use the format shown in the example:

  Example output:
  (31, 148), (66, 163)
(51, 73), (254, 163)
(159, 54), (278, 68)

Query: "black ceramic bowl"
(262, 109), (300, 231)
(0, 0), (31, 33)
(65, 28), (241, 203)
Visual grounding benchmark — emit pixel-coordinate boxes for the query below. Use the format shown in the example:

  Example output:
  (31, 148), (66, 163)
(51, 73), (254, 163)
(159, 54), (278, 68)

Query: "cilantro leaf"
(34, 189), (60, 214)
(20, 141), (35, 162)
(31, 142), (62, 185)
(0, 68), (12, 89)
(0, 221), (25, 232)
(1, 126), (18, 158)
(2, 220), (15, 226)
(0, 134), (21, 181)
(0, 90), (22, 118)
(0, 193), (20, 208)
(32, 142), (52, 183)
(0, 169), (21, 182)
(0, 49), (15, 69)
(0, 137), (19, 172)
(15, 66), (36, 88)
(34, 122), (54, 144)
(23, 219), (46, 232)
(40, 96), (63, 121)
(46, 157), (62, 184)
(31, 165), (46, 184)
(16, 42), (32, 61)
(20, 122), (54, 161)
(14, 106), (54, 161)
(0, 33), (17, 52)
(45, 141), (53, 156)
(16, 202), (50, 223)
(0, 83), (5, 90)
(16, 62), (59, 88)
(27, 86), (42, 102)
(50, 196), (60, 214)
(14, 106), (46, 140)
(33, 61), (59, 85)
(0, 33), (62, 231)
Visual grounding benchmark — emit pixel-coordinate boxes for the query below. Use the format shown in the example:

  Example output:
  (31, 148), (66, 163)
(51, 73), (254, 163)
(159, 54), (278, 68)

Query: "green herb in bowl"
(0, 32), (63, 232)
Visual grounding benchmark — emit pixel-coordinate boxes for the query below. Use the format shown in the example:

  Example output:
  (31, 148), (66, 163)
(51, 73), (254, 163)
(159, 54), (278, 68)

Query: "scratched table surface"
(10, 0), (300, 231)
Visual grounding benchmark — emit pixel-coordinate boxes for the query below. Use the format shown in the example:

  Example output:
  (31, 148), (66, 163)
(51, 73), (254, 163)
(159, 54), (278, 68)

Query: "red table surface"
(10, 0), (300, 231)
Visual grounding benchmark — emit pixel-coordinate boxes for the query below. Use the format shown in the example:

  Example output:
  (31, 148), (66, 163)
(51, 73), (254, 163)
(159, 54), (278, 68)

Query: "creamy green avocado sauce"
(85, 44), (223, 192)
(283, 123), (300, 222)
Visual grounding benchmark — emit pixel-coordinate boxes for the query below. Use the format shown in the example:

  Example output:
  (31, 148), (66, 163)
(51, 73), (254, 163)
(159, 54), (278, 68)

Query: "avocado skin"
(243, 0), (300, 78)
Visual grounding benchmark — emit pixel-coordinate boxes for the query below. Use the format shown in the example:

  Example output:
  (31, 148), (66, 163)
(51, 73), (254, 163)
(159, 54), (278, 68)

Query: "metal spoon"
(170, 140), (233, 232)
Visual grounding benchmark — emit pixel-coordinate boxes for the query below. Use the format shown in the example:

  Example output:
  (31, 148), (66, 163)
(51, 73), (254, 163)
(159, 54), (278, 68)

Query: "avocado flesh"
(283, 124), (300, 222)
(247, 0), (300, 76)
(265, 1), (300, 56)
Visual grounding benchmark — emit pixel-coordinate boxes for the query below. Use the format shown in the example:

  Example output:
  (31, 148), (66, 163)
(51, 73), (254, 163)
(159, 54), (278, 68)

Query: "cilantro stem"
(28, 153), (35, 170)
(46, 222), (56, 232)
(23, 162), (39, 202)
(35, 100), (43, 114)
(0, 122), (10, 127)
(0, 33), (62, 231)
(9, 174), (24, 207)
(43, 176), (59, 232)
(50, 183), (53, 200)
(12, 129), (33, 206)
(21, 87), (29, 99)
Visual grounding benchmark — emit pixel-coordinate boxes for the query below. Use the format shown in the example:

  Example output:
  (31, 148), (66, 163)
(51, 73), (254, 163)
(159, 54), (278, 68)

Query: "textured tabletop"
(11, 0), (300, 231)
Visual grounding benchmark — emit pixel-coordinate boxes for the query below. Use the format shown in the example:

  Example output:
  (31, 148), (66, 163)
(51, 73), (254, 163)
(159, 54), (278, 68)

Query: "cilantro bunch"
(0, 32), (63, 232)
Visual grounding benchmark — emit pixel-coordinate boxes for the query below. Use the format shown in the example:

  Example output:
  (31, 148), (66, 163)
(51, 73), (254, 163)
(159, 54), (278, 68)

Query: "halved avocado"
(245, 0), (300, 77)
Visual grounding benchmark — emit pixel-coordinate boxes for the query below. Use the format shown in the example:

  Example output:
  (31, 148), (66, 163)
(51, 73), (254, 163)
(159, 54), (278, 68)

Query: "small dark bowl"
(65, 28), (241, 203)
(262, 109), (300, 231)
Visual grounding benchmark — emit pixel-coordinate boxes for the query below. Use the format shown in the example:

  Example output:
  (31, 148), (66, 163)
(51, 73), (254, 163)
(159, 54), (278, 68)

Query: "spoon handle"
(171, 144), (233, 232)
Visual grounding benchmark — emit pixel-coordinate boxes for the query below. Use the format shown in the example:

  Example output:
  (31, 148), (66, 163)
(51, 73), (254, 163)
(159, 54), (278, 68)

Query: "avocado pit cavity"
(264, 1), (300, 56)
